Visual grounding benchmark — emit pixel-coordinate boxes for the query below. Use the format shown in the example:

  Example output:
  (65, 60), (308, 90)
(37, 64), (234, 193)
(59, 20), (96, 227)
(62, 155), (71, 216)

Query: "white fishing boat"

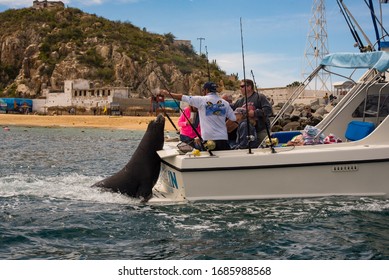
(149, 51), (389, 204)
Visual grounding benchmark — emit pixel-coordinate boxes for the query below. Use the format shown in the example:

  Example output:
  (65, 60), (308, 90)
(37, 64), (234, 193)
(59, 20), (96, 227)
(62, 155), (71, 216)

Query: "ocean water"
(0, 126), (389, 260)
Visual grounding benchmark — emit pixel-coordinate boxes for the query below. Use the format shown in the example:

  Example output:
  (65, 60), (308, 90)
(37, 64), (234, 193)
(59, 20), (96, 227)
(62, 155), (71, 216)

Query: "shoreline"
(0, 114), (179, 131)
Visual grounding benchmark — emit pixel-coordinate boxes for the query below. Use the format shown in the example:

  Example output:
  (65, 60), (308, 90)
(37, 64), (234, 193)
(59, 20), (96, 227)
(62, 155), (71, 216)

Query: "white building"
(42, 79), (130, 113)
(32, 0), (65, 9)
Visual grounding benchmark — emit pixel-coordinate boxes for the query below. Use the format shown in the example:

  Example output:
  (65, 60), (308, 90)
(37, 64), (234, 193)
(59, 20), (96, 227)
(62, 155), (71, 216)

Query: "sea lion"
(91, 114), (165, 202)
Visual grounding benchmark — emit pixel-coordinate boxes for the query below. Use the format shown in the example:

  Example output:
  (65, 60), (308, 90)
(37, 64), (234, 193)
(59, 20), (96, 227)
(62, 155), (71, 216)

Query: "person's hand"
(194, 137), (201, 146)
(159, 89), (168, 96)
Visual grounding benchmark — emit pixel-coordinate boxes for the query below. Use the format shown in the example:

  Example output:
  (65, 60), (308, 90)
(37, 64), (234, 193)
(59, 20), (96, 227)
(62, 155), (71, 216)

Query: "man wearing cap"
(160, 82), (236, 151)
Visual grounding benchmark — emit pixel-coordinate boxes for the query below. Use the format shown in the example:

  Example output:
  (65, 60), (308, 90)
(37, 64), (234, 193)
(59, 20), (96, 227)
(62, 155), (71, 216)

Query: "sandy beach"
(0, 114), (179, 131)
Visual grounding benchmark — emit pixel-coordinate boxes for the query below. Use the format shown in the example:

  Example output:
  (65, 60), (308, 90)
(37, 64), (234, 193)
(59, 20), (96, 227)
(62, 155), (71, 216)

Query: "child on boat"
(232, 107), (259, 149)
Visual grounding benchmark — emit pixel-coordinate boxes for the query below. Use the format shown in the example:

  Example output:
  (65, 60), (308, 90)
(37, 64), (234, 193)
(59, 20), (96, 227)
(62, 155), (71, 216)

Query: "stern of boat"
(149, 148), (187, 204)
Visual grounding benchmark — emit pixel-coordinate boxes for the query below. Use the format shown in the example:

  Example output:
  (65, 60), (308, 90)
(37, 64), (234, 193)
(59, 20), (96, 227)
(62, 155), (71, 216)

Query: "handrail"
(362, 78), (382, 121)
(271, 65), (323, 127)
(315, 69), (383, 138)
(376, 82), (389, 125)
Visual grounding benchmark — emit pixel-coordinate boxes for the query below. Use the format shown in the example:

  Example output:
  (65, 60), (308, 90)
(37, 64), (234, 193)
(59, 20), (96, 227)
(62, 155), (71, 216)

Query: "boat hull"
(152, 144), (389, 203)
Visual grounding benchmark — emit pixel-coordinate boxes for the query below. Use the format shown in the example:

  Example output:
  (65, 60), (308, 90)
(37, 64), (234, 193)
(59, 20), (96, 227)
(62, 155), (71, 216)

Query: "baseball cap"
(203, 82), (217, 92)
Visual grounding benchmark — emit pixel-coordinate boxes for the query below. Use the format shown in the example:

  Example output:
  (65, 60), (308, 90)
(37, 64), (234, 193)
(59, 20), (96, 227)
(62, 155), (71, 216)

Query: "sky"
(0, 0), (388, 88)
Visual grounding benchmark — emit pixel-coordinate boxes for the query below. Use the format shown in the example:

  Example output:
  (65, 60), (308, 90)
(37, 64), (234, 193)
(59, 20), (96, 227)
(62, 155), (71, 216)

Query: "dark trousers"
(213, 140), (231, 151)
(180, 134), (202, 150)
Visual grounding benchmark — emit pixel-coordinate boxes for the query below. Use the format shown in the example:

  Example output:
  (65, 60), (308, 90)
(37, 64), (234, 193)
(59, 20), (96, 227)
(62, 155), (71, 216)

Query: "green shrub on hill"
(0, 6), (239, 94)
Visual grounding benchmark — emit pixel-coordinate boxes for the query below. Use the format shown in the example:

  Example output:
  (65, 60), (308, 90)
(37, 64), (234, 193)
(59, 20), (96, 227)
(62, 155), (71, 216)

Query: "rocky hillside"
(0, 6), (235, 98)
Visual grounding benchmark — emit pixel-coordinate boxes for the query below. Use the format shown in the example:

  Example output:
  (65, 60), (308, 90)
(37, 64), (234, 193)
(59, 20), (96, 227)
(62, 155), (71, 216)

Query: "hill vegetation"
(0, 6), (237, 97)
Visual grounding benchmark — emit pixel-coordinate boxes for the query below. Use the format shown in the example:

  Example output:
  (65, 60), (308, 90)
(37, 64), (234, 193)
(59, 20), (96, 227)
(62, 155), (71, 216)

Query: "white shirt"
(182, 93), (236, 140)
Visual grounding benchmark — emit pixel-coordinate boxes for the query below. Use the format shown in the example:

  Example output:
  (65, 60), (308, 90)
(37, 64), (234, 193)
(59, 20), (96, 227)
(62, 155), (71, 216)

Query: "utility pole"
(197, 37), (205, 55)
(302, 0), (332, 94)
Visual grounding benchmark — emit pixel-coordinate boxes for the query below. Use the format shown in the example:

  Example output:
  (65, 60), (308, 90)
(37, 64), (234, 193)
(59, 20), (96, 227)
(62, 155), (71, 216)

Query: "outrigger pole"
(364, 0), (389, 50)
(337, 0), (373, 52)
(251, 70), (276, 153)
(239, 18), (253, 154)
(154, 70), (213, 156)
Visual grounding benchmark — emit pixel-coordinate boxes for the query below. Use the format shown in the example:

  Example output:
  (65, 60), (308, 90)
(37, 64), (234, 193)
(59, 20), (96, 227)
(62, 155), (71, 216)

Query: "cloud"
(212, 52), (301, 88)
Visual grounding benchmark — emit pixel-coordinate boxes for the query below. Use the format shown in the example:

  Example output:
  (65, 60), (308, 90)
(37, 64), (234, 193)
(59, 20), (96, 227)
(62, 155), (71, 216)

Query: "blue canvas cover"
(345, 121), (375, 141)
(320, 51), (389, 72)
(271, 131), (302, 144)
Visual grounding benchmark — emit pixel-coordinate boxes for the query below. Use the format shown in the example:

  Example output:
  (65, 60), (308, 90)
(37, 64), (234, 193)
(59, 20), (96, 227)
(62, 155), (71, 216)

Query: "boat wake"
(0, 173), (138, 205)
(1, 173), (388, 214)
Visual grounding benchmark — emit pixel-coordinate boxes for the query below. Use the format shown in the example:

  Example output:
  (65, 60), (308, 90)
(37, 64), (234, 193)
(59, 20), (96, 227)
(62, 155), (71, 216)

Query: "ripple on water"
(1, 127), (389, 259)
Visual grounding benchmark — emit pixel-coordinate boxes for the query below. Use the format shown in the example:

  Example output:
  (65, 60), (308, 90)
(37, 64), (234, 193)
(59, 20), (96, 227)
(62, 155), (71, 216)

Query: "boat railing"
(362, 79), (382, 122)
(271, 64), (383, 141)
(316, 69), (383, 138)
(271, 65), (323, 127)
(373, 82), (389, 125)
(270, 63), (375, 128)
(271, 63), (376, 130)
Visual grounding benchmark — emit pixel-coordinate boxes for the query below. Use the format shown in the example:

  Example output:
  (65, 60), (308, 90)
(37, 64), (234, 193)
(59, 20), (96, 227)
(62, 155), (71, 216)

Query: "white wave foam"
(0, 173), (138, 205)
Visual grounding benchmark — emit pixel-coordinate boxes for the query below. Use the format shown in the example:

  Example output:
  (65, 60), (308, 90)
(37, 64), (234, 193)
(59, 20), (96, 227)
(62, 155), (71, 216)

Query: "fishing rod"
(142, 78), (180, 133)
(336, 0), (369, 52)
(250, 70), (276, 153)
(363, 0), (389, 50)
(240, 17), (253, 154)
(153, 70), (212, 155)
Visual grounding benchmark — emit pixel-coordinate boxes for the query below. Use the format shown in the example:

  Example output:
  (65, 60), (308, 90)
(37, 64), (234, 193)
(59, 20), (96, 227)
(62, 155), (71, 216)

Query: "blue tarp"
(320, 51), (389, 72)
(161, 99), (180, 111)
(0, 98), (32, 112)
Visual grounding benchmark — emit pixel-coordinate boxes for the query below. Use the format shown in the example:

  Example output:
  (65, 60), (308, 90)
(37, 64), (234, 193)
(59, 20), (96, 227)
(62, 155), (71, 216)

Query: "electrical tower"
(302, 0), (332, 93)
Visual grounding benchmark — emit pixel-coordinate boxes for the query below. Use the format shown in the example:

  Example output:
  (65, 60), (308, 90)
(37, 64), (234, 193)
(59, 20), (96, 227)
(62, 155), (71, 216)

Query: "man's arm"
(160, 89), (183, 101)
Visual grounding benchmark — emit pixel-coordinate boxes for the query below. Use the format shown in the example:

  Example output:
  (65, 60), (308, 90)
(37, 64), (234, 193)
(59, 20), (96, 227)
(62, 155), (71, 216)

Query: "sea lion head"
(144, 114), (165, 151)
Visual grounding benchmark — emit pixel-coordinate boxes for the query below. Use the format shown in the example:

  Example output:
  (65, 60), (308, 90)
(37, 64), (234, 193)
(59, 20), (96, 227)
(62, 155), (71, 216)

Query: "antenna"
(302, 0), (332, 94)
(197, 37), (205, 55)
(205, 46), (210, 81)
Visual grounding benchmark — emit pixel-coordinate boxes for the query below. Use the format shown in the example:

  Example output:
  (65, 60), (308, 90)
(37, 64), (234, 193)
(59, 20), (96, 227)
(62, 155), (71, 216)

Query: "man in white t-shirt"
(160, 82), (236, 151)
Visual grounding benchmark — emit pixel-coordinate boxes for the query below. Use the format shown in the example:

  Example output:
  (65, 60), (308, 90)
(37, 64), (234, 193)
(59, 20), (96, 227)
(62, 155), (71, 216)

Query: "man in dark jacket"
(233, 79), (273, 143)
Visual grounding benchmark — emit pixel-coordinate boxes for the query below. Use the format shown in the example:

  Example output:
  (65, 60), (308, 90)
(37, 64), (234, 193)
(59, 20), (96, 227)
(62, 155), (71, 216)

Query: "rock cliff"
(0, 6), (231, 98)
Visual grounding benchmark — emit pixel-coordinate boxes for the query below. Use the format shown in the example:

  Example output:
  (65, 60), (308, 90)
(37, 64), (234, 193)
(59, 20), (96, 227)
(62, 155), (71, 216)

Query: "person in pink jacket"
(178, 105), (201, 148)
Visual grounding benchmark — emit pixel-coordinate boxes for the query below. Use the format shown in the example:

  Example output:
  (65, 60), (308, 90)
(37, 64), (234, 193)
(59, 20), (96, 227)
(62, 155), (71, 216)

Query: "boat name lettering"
(332, 165), (359, 172)
(167, 170), (179, 189)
